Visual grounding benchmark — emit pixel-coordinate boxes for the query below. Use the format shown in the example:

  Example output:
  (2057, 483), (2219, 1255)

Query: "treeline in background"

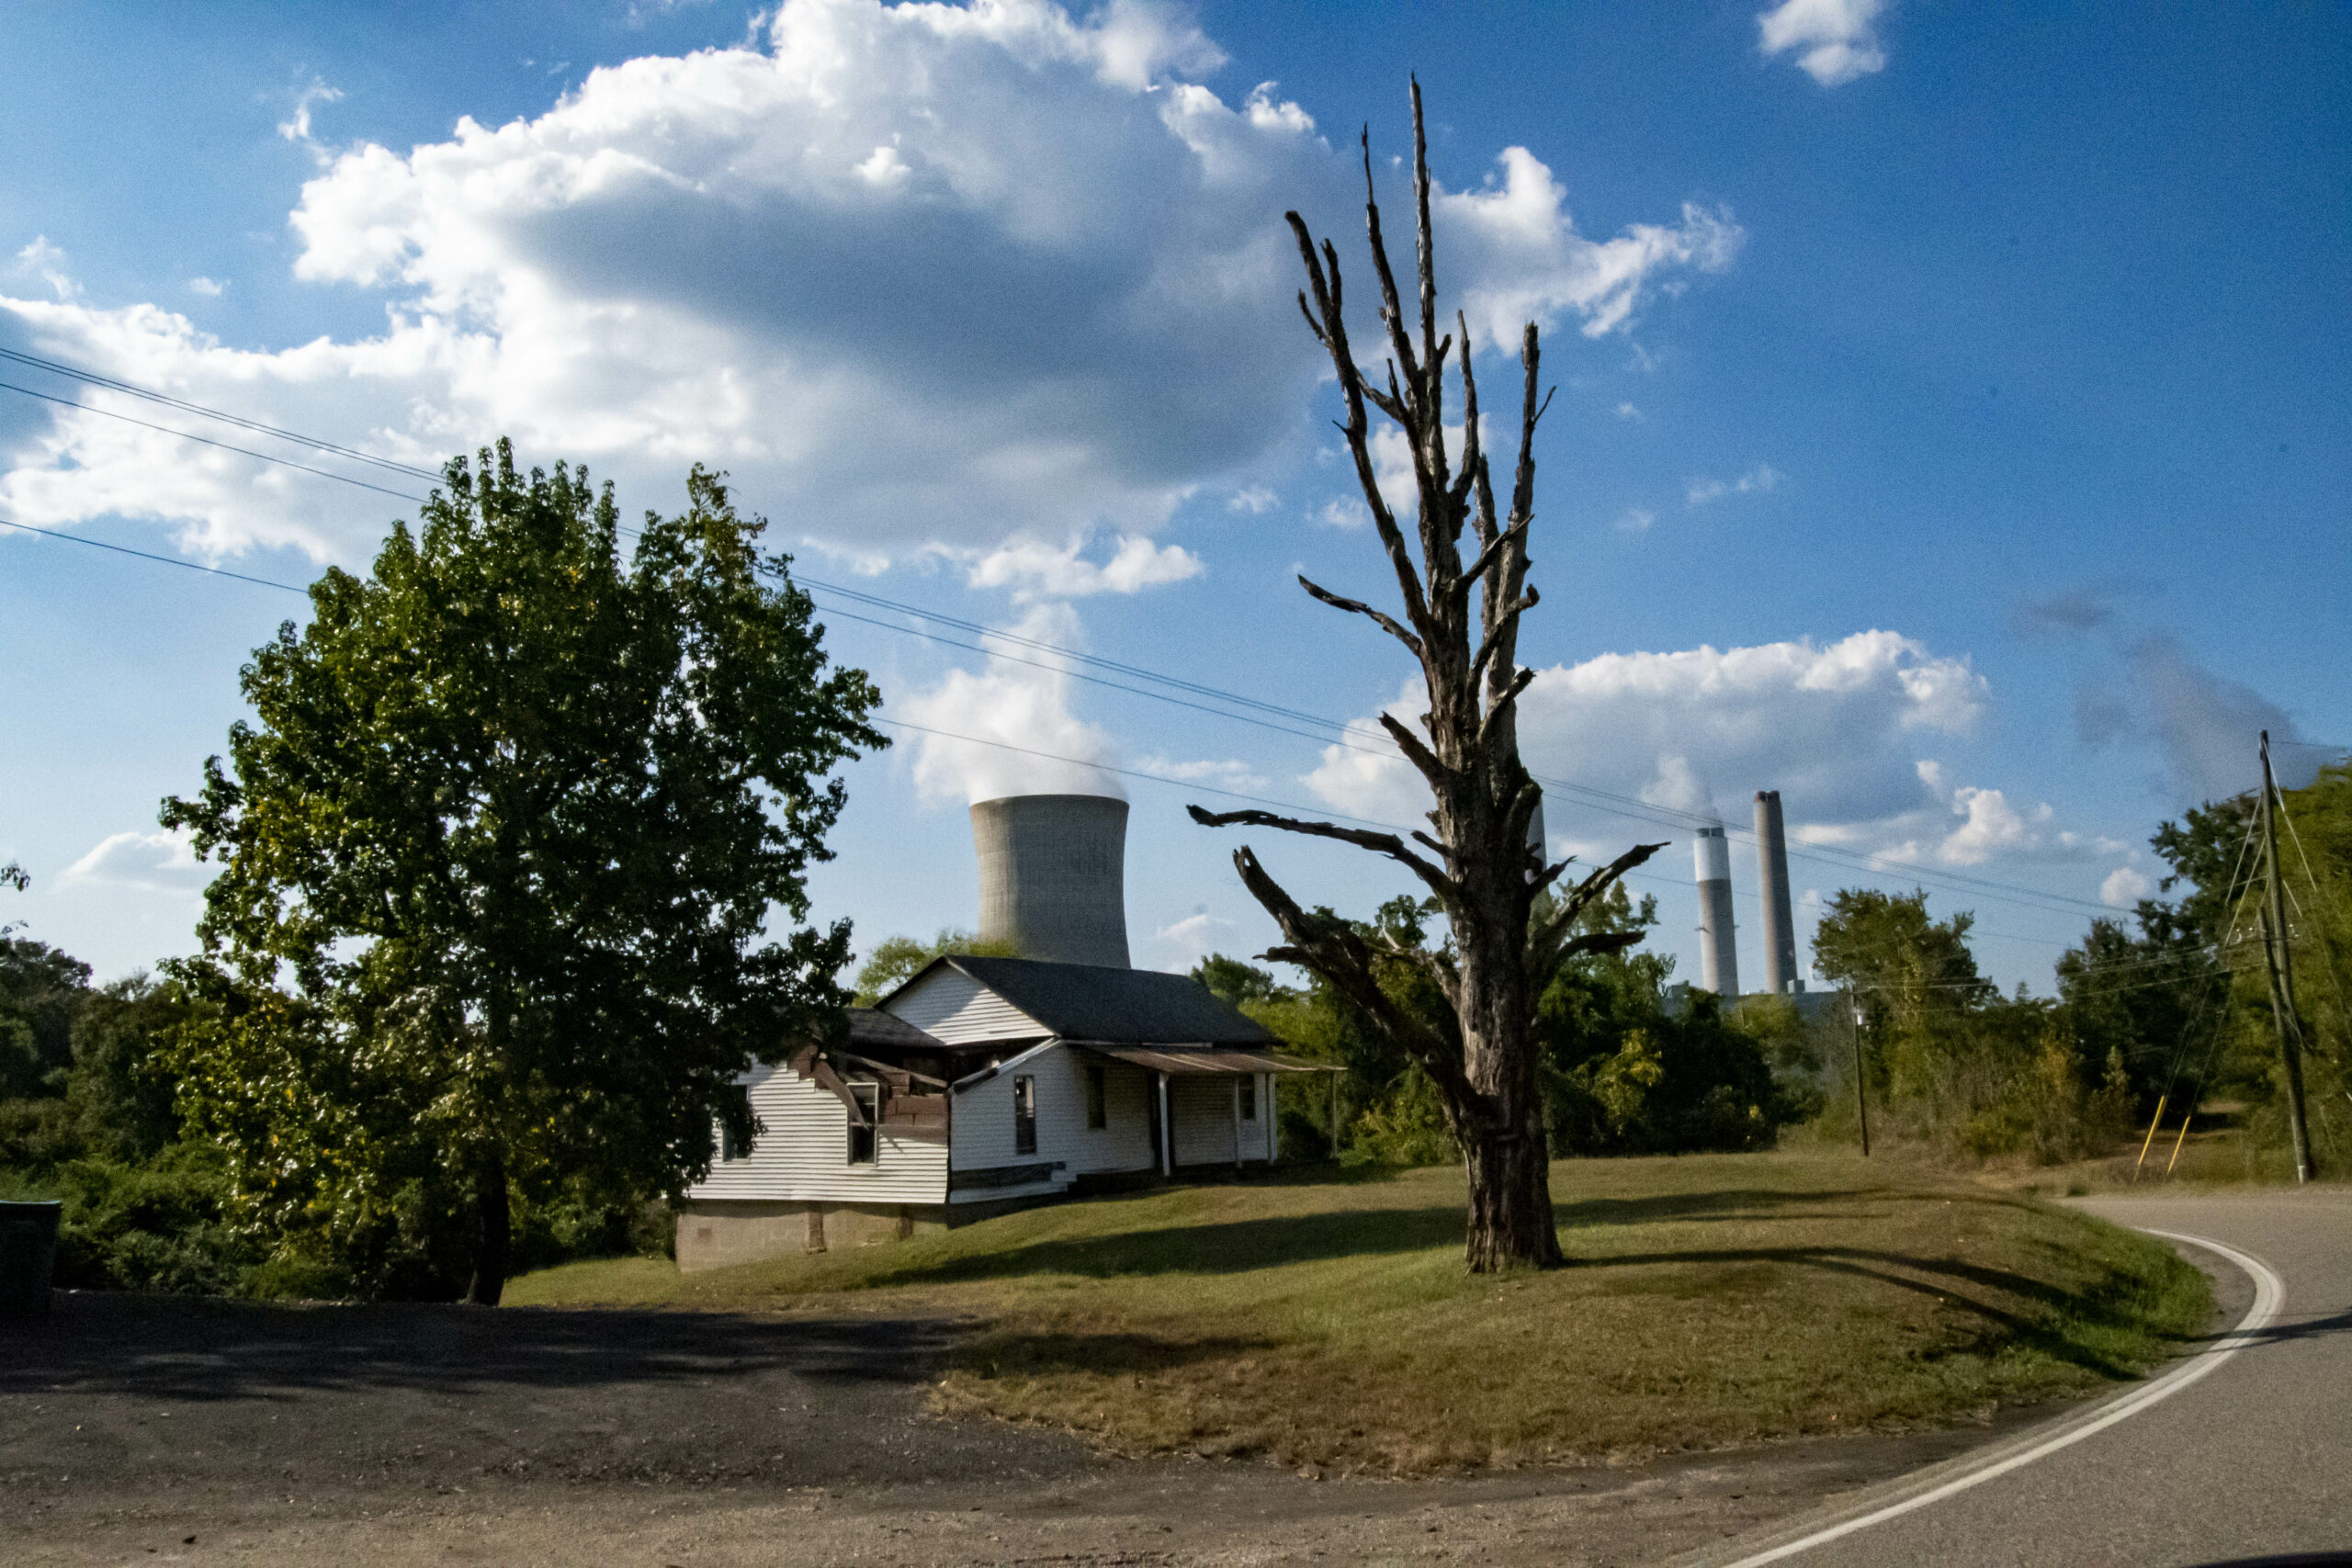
(1219, 762), (2352, 1181)
(5, 761), (2346, 1299)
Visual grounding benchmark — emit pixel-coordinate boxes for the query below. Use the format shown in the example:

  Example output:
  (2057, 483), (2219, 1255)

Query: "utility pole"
(1849, 989), (1871, 1157)
(2258, 731), (2315, 1184)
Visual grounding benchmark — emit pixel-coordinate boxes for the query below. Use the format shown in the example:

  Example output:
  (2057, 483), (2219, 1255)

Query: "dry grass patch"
(510, 1151), (2209, 1473)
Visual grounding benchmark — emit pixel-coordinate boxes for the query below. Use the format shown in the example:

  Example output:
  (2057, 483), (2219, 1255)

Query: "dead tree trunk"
(1191, 81), (1662, 1271)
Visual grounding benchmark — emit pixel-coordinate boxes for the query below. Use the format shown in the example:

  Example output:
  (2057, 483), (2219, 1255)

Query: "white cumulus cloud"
(964, 534), (1201, 600)
(1934, 784), (2052, 866)
(896, 602), (1127, 805)
(1758, 0), (1888, 87)
(0, 0), (1743, 576)
(1438, 149), (1742, 345)
(277, 77), (345, 145)
(60, 829), (206, 893)
(1306, 629), (1992, 850)
(2101, 864), (2155, 908)
(1687, 463), (1781, 506)
(1315, 496), (1367, 529)
(13, 237), (79, 301)
(1153, 909), (1235, 970)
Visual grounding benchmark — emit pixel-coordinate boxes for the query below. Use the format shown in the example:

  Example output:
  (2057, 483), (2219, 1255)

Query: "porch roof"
(1072, 1041), (1336, 1076)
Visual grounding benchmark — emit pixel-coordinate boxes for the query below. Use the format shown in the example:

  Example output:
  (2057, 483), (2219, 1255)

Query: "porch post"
(1158, 1071), (1172, 1178)
(1232, 1076), (1243, 1170)
(1267, 1074), (1278, 1164)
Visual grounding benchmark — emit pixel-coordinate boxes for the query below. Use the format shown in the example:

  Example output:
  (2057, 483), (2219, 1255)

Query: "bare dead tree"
(1190, 81), (1664, 1270)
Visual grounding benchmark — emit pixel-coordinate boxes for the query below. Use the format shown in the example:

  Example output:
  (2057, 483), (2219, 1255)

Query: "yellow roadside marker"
(2133, 1095), (2168, 1181)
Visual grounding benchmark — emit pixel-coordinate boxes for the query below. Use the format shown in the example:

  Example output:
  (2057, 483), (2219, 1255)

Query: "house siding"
(950, 1044), (1157, 1191)
(1170, 1072), (1241, 1166)
(684, 1061), (947, 1205)
(885, 966), (1046, 1045)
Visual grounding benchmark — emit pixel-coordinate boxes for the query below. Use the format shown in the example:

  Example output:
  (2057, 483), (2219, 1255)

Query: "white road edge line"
(1706, 1227), (2285, 1568)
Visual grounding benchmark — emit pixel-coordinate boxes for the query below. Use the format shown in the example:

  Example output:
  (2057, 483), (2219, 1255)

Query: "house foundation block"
(674, 1201), (947, 1272)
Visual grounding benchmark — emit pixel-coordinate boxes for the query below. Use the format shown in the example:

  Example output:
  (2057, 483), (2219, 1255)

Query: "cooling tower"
(970, 794), (1131, 968)
(1754, 790), (1801, 995)
(1694, 825), (1739, 997)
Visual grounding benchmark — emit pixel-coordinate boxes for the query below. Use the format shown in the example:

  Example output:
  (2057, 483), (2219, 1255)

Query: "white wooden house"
(675, 956), (1328, 1270)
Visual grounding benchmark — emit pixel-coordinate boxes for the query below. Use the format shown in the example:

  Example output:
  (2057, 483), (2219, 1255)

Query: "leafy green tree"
(1192, 953), (1287, 1008)
(2146, 763), (2352, 1142)
(1810, 888), (1994, 1102)
(1532, 887), (1791, 1155)
(0, 938), (91, 1098)
(65, 975), (190, 1163)
(161, 443), (882, 1303)
(2054, 908), (2221, 1112)
(851, 928), (1019, 1006)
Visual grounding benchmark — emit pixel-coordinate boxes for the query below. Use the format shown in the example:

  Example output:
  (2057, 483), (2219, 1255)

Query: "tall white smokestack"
(1694, 825), (1739, 997)
(971, 794), (1131, 967)
(1754, 789), (1800, 995)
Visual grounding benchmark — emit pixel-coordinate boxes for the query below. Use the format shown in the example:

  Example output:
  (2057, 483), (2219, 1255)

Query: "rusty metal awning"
(1070, 1041), (1337, 1075)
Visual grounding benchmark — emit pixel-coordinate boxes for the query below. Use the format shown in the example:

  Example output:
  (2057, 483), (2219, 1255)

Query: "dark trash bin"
(0, 1200), (62, 1317)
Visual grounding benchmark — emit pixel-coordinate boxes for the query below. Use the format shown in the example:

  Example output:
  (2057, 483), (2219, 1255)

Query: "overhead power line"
(0, 347), (447, 483)
(0, 349), (2137, 923)
(0, 379), (429, 505)
(0, 514), (2143, 965)
(799, 573), (2120, 919)
(0, 515), (310, 595)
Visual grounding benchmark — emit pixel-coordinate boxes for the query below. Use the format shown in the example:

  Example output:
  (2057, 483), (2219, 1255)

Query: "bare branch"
(1300, 575), (1425, 660)
(1455, 516), (1529, 609)
(1375, 710), (1446, 784)
(1284, 212), (1430, 633)
(1470, 587), (1541, 692)
(1361, 128), (1423, 393)
(1477, 665), (1539, 749)
(1188, 804), (1454, 901)
(1227, 845), (1468, 1100)
(1410, 77), (1441, 398)
(1525, 840), (1670, 992)
(1295, 291), (1326, 344)
(1374, 929), (1462, 1010)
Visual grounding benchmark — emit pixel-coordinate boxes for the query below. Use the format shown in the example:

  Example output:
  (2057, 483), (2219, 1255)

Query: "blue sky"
(3, 0), (2346, 993)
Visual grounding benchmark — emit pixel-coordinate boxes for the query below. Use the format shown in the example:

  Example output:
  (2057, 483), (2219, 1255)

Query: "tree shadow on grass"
(3, 1288), (960, 1403)
(1593, 1245), (2182, 1380)
(856, 1187), (2004, 1287)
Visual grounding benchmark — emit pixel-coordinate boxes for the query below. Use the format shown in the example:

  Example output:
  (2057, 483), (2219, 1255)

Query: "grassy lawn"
(509, 1151), (2211, 1473)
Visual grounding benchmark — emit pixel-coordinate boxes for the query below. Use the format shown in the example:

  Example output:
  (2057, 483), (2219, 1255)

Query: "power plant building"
(1680, 789), (1826, 1014)
(971, 794), (1132, 968)
(1753, 789), (1804, 996)
(1693, 824), (1740, 997)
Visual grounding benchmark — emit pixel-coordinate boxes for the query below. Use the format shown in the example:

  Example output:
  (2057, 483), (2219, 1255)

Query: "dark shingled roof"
(937, 956), (1276, 1047)
(848, 1008), (943, 1051)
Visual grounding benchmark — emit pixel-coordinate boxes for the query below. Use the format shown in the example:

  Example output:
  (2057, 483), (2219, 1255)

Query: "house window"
(1013, 1075), (1037, 1156)
(1084, 1063), (1108, 1130)
(1238, 1075), (1257, 1122)
(719, 1085), (753, 1161)
(846, 1082), (879, 1166)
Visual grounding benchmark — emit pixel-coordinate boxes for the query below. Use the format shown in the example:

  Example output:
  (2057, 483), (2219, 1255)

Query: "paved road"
(1687, 1189), (2352, 1568)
